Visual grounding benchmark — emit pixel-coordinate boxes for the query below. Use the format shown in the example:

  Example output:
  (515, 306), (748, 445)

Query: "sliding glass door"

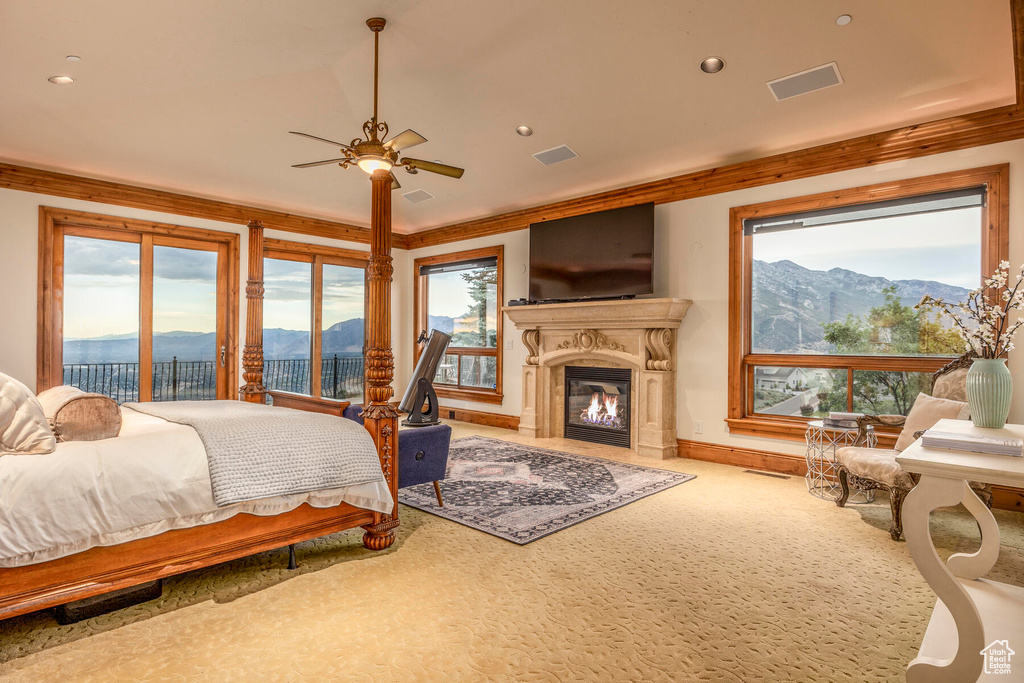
(42, 210), (239, 402)
(62, 235), (142, 401)
(261, 239), (368, 401)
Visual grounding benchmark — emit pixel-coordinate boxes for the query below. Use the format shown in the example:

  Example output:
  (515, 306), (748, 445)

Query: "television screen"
(529, 203), (654, 301)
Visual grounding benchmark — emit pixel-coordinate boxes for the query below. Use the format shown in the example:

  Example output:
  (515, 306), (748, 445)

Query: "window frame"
(727, 165), (1009, 445)
(38, 207), (240, 400)
(262, 238), (369, 402)
(413, 246), (504, 405)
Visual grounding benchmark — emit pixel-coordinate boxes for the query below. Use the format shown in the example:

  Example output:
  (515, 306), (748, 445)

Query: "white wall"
(0, 188), (399, 393)
(4, 137), (1023, 455)
(404, 139), (1024, 457)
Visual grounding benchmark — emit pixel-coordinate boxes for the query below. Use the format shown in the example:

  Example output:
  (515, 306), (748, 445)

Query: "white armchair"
(834, 354), (992, 540)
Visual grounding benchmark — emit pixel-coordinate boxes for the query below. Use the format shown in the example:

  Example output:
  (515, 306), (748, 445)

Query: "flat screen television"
(529, 203), (654, 301)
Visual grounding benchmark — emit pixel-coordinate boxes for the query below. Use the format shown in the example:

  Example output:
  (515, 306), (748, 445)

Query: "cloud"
(153, 247), (217, 282)
(64, 236), (139, 277)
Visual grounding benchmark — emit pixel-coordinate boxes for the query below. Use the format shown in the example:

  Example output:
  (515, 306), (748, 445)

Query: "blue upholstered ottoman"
(343, 405), (452, 506)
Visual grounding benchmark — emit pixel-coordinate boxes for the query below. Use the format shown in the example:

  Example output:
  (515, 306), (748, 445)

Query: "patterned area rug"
(399, 436), (695, 543)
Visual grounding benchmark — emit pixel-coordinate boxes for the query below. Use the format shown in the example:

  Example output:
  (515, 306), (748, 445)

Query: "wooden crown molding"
(405, 105), (1024, 249)
(0, 161), (380, 245)
(4, 2), (1024, 252)
(403, 1), (1024, 250)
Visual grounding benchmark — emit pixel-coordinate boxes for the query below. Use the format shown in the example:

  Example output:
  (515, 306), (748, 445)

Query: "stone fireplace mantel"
(503, 298), (691, 459)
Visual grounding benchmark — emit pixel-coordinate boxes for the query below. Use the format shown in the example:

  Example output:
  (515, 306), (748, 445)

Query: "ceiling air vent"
(532, 145), (579, 166)
(767, 62), (843, 101)
(402, 189), (434, 204)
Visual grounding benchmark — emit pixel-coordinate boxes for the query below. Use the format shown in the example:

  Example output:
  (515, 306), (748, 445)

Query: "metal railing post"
(172, 356), (178, 401)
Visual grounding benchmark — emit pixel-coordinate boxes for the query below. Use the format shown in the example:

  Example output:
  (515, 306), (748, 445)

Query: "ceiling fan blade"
(289, 131), (352, 149)
(403, 157), (465, 179)
(384, 129), (427, 152)
(390, 172), (401, 190)
(291, 157), (349, 168)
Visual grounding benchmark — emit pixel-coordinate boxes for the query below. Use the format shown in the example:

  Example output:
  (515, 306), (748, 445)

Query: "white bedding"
(0, 407), (393, 568)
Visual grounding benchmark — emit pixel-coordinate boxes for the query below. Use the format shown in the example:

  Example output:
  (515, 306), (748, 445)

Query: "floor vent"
(767, 62), (843, 101)
(402, 189), (434, 203)
(533, 145), (579, 166)
(743, 469), (791, 480)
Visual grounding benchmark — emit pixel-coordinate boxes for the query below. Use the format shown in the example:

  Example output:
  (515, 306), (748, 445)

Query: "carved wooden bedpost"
(240, 219), (267, 403)
(361, 169), (400, 550)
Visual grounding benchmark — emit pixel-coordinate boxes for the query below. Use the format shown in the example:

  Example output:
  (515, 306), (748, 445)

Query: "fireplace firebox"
(564, 366), (631, 448)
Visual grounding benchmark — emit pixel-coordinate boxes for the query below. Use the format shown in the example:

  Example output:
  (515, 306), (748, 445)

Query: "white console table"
(897, 418), (1024, 682)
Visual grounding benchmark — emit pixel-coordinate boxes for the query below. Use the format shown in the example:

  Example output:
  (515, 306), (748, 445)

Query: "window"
(262, 239), (367, 400)
(728, 166), (1009, 443)
(414, 247), (503, 404)
(39, 208), (239, 401)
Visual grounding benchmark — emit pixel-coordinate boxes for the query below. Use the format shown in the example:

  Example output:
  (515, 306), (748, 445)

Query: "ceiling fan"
(289, 17), (464, 190)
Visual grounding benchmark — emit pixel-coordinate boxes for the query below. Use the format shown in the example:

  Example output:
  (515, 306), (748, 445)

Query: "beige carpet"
(1, 422), (1022, 682)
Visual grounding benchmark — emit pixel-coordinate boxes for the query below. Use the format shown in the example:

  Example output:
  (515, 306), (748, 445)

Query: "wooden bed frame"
(0, 170), (401, 621)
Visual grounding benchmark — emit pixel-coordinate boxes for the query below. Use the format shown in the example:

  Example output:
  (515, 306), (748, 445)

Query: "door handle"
(220, 345), (226, 368)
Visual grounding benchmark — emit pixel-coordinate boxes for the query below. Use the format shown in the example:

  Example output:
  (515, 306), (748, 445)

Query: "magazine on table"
(824, 412), (864, 430)
(920, 429), (1024, 457)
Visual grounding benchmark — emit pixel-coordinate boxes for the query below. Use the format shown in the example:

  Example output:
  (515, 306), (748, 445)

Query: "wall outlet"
(505, 339), (514, 350)
(694, 420), (704, 435)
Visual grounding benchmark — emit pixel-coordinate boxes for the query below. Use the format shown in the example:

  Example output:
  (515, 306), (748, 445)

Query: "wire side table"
(805, 420), (876, 503)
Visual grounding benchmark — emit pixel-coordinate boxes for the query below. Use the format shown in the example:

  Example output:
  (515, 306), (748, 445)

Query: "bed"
(1, 207), (401, 621)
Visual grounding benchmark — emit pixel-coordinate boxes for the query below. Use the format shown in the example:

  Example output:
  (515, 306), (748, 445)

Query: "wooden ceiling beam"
(404, 104), (1024, 249)
(3, 1), (1023, 253)
(403, 0), (1024, 250)
(0, 162), (376, 245)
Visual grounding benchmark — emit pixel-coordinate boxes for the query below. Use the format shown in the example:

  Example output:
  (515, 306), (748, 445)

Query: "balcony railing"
(62, 355), (364, 403)
(263, 355), (365, 399)
(62, 362), (141, 403)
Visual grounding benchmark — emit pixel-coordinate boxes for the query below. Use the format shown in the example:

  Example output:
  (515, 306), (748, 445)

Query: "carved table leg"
(947, 485), (1000, 581)
(904, 475), (985, 683)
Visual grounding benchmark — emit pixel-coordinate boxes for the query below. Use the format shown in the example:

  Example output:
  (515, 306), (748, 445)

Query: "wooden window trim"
(262, 238), (369, 401)
(413, 246), (504, 404)
(37, 207), (240, 398)
(727, 164), (1010, 443)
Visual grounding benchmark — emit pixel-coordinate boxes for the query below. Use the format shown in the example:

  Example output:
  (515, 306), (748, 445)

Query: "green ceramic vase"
(966, 358), (1013, 429)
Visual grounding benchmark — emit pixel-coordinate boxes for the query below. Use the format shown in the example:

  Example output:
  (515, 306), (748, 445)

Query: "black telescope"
(399, 329), (452, 426)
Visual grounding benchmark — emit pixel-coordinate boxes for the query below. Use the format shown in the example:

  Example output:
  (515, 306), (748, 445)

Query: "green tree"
(450, 266), (497, 348)
(818, 286), (961, 415)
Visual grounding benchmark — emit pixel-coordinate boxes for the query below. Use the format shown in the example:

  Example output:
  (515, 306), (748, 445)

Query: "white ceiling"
(0, 0), (1014, 234)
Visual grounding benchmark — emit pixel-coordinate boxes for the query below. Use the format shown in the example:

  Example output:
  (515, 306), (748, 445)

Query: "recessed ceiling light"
(516, 125), (534, 137)
(700, 57), (725, 74)
(47, 75), (75, 85)
(836, 14), (852, 26)
(65, 55), (81, 61)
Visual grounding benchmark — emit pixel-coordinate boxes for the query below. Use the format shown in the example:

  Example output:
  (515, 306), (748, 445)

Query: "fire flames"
(580, 392), (623, 429)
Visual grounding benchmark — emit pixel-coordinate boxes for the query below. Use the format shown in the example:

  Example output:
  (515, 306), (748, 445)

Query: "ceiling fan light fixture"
(356, 156), (393, 174)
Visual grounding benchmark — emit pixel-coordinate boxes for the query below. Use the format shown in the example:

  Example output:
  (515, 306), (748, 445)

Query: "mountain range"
(752, 259), (969, 353)
(64, 318), (365, 364)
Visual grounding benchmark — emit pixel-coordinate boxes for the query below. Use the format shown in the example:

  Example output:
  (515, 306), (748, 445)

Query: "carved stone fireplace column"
(504, 299), (691, 459)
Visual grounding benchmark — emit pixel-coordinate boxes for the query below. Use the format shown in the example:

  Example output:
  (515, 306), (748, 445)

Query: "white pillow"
(894, 392), (970, 452)
(0, 372), (57, 455)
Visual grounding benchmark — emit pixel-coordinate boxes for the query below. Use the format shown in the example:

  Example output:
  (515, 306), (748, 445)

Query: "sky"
(753, 207), (982, 289)
(263, 257), (364, 332)
(426, 269), (497, 334)
(64, 237), (218, 340)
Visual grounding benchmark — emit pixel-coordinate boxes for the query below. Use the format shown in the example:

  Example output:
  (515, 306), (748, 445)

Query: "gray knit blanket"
(124, 401), (384, 507)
